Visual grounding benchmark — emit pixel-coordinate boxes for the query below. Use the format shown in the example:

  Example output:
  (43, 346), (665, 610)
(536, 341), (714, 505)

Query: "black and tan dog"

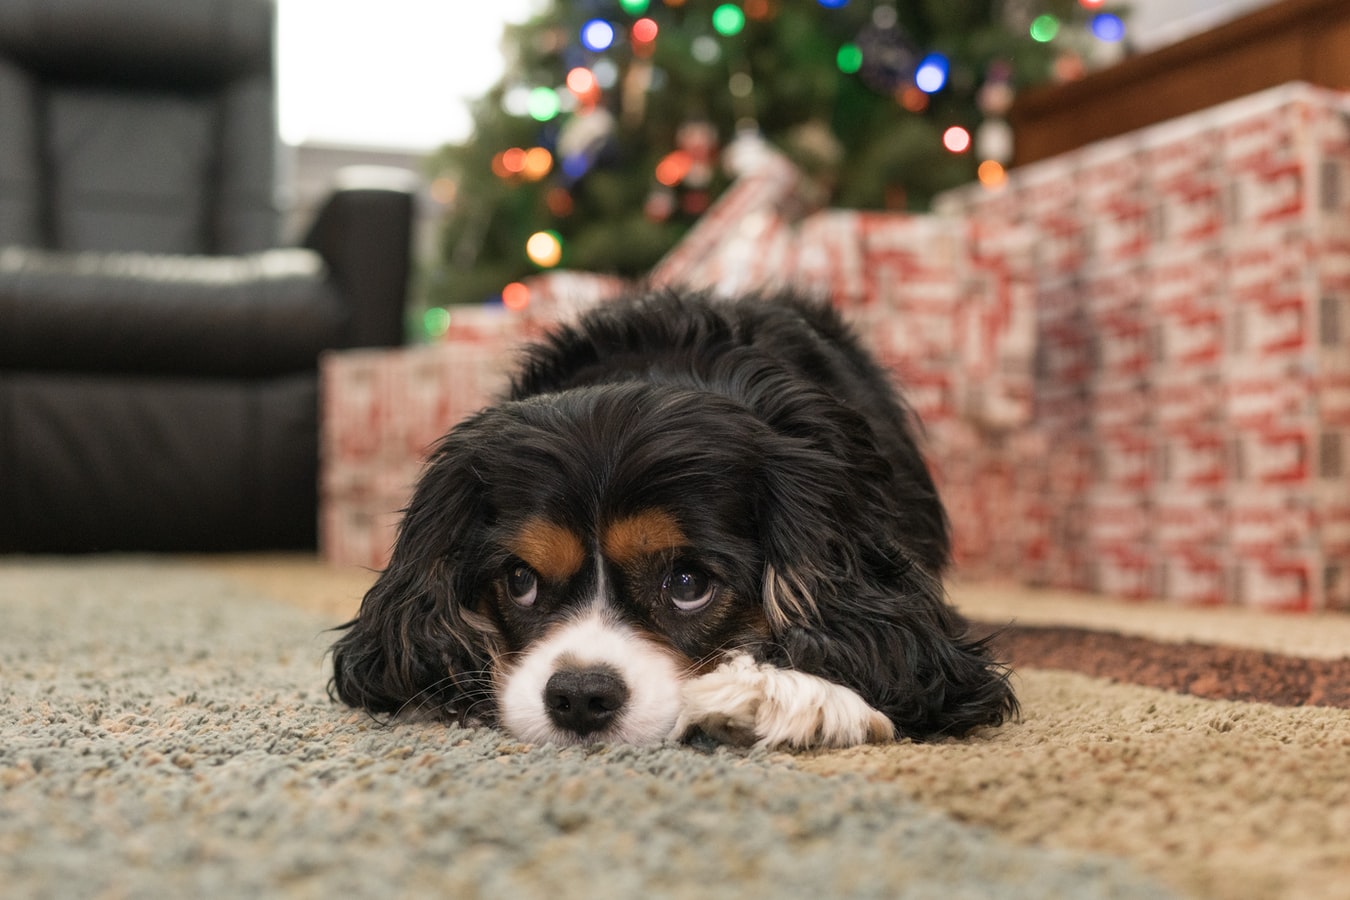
(330, 291), (1016, 749)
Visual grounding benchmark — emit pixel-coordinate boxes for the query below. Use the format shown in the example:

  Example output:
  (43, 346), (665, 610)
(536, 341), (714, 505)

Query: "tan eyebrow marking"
(603, 510), (687, 565)
(509, 518), (586, 581)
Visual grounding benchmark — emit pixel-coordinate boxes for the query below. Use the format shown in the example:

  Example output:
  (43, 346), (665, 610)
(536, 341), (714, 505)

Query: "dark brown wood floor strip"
(973, 623), (1350, 709)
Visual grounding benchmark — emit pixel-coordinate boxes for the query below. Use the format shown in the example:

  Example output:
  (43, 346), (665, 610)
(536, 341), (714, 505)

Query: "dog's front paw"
(669, 653), (765, 746)
(671, 652), (894, 750)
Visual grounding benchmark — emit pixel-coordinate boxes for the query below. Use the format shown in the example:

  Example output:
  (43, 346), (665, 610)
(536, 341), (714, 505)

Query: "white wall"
(1128, 0), (1281, 52)
(276, 0), (544, 152)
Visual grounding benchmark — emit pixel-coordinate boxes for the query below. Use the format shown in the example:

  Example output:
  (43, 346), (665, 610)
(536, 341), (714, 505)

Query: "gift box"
(319, 272), (624, 568)
(320, 339), (514, 569)
(651, 148), (1038, 431)
(938, 82), (1350, 610)
(321, 83), (1350, 611)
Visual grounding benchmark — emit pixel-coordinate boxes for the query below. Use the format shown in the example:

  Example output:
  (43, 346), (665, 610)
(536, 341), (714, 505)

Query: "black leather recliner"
(0, 0), (413, 551)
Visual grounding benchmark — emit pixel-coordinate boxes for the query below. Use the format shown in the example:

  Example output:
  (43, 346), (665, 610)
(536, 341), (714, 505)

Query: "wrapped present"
(319, 339), (517, 568)
(514, 270), (631, 323)
(649, 143), (806, 293)
(319, 270), (628, 568)
(937, 82), (1350, 610)
(649, 147), (1038, 431)
(321, 83), (1350, 611)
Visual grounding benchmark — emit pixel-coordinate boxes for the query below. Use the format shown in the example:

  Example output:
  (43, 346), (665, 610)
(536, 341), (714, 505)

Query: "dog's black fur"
(330, 290), (1017, 742)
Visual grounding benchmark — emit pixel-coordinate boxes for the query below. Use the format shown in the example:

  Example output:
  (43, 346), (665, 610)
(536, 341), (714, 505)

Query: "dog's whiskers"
(391, 668), (496, 722)
(681, 638), (756, 678)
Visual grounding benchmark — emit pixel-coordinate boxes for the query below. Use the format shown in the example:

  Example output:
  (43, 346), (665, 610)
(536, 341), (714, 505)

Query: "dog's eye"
(664, 565), (715, 612)
(505, 565), (539, 607)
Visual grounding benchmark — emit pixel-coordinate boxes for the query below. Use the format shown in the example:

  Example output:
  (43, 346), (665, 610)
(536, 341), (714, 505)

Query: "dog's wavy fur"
(330, 290), (1017, 745)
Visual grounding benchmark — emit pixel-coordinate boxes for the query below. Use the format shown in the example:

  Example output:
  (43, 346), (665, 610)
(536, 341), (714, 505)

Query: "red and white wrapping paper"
(651, 150), (1038, 431)
(938, 82), (1350, 610)
(319, 272), (623, 568)
(322, 83), (1350, 612)
(320, 339), (513, 569)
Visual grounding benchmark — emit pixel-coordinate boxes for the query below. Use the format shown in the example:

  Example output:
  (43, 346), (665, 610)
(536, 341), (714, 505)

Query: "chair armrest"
(0, 247), (345, 377)
(302, 169), (416, 349)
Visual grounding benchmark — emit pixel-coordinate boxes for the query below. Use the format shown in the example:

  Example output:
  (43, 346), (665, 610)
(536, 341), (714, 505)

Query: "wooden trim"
(1010, 0), (1350, 166)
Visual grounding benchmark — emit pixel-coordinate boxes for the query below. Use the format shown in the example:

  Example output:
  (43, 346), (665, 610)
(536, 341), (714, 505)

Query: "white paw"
(670, 652), (895, 750)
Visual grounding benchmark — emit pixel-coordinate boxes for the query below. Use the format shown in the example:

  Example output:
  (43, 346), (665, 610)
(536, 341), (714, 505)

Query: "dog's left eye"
(663, 565), (715, 612)
(505, 564), (539, 607)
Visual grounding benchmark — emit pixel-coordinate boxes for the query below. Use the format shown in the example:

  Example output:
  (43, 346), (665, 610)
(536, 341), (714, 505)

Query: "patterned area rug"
(4, 557), (1348, 898)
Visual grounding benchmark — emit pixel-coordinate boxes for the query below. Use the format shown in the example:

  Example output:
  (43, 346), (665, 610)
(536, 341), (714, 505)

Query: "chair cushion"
(0, 246), (347, 377)
(0, 371), (319, 551)
(0, 0), (279, 254)
(45, 87), (217, 254)
(0, 57), (41, 247)
(0, 0), (271, 87)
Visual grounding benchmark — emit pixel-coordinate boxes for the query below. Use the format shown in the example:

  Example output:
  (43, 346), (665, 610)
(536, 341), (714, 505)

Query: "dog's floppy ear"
(757, 403), (1017, 741)
(329, 415), (500, 722)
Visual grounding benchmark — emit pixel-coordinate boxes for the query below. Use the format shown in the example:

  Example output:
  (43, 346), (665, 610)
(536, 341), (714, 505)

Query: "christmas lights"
(977, 159), (1007, 188)
(914, 53), (949, 94)
(423, 306), (450, 338)
(1091, 13), (1126, 43)
(942, 126), (972, 154)
(711, 4), (745, 37)
(632, 17), (658, 43)
(500, 147), (526, 175)
(423, 0), (1132, 309)
(527, 87), (561, 122)
(836, 43), (863, 75)
(522, 147), (553, 181)
(545, 187), (574, 217)
(691, 35), (721, 64)
(655, 150), (694, 187)
(579, 19), (615, 53)
(501, 282), (530, 311)
(1030, 15), (1060, 43)
(566, 67), (598, 98)
(526, 231), (563, 268)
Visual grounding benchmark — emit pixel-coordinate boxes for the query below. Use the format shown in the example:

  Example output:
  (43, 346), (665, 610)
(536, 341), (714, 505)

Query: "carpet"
(2, 559), (1346, 899)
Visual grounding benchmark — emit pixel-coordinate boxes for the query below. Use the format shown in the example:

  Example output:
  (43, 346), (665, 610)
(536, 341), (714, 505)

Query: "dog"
(329, 290), (1017, 749)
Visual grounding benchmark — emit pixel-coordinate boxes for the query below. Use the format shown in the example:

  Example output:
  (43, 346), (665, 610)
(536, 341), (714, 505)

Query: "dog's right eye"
(664, 564), (715, 612)
(505, 565), (539, 607)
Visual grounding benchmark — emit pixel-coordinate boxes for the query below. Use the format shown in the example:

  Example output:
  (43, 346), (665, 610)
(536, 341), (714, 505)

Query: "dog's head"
(330, 377), (1014, 746)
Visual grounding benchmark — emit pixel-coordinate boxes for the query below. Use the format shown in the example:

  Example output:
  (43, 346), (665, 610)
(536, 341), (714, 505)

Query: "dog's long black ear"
(757, 399), (1017, 741)
(328, 415), (499, 722)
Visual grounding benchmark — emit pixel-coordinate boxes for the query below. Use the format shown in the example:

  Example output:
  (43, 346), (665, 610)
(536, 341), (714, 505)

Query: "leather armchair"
(0, 0), (413, 551)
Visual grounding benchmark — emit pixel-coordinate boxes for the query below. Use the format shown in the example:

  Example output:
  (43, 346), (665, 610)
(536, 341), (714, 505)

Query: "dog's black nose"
(544, 667), (630, 736)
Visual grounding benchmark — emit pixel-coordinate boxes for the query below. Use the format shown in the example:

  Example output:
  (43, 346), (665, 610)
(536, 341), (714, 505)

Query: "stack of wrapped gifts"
(318, 272), (629, 568)
(939, 82), (1350, 610)
(321, 82), (1350, 611)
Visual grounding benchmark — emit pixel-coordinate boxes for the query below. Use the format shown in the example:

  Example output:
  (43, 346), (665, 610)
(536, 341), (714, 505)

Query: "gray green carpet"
(0, 558), (1173, 899)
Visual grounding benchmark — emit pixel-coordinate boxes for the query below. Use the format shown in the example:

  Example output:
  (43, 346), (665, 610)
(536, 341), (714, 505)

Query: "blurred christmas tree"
(422, 0), (1127, 319)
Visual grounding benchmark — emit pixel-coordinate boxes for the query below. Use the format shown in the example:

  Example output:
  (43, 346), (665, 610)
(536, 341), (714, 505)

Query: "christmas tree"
(422, 0), (1127, 321)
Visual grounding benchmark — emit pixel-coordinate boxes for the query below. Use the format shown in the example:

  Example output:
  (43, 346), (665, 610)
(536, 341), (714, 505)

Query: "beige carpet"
(198, 555), (1350, 900)
(1, 557), (1175, 899)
